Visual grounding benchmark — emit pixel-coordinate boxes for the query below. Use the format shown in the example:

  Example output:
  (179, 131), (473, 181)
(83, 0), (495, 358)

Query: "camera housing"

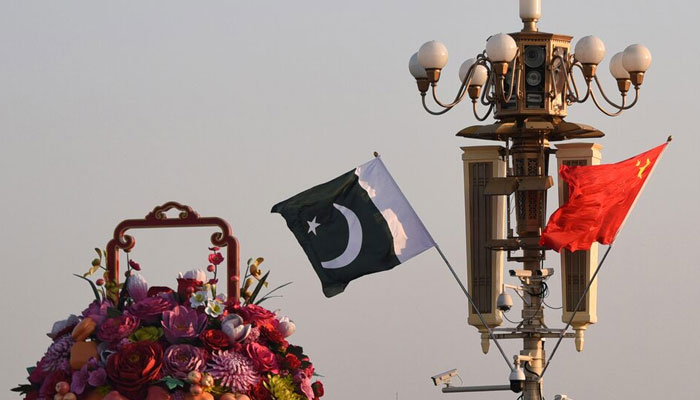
(508, 366), (526, 393)
(431, 369), (457, 386)
(497, 292), (514, 312)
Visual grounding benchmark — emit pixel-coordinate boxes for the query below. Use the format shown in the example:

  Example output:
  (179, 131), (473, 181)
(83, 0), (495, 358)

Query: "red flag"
(540, 142), (668, 252)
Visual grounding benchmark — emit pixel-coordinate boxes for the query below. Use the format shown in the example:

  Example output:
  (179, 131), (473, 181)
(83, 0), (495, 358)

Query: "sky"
(1, 1), (698, 399)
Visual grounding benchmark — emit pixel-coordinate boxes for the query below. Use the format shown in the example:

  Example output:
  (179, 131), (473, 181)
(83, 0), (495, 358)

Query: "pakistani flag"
(272, 157), (435, 297)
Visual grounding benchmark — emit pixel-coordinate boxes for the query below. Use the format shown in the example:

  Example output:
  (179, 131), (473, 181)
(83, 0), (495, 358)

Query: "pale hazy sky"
(1, 1), (698, 399)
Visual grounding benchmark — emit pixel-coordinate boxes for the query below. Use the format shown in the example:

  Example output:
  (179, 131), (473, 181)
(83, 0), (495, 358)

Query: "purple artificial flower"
(70, 367), (89, 395)
(40, 334), (74, 373)
(128, 296), (176, 323)
(161, 305), (208, 343)
(81, 299), (113, 326)
(71, 357), (107, 395)
(88, 367), (107, 387)
(162, 344), (207, 379)
(207, 350), (260, 393)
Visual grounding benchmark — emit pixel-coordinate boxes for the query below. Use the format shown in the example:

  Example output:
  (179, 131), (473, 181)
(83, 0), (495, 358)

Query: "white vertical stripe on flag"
(355, 157), (435, 263)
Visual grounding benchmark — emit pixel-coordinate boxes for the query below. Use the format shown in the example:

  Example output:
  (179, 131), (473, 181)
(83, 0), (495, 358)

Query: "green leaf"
(159, 376), (185, 390)
(73, 274), (101, 302)
(10, 384), (34, 394)
(26, 366), (36, 375)
(255, 295), (282, 305)
(246, 271), (269, 305)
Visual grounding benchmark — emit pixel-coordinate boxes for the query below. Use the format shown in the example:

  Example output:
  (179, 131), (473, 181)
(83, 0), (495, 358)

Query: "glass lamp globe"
(519, 0), (541, 20)
(459, 58), (488, 86)
(574, 35), (606, 64)
(409, 52), (427, 79)
(486, 33), (517, 62)
(417, 41), (448, 69)
(622, 44), (651, 72)
(609, 52), (629, 79)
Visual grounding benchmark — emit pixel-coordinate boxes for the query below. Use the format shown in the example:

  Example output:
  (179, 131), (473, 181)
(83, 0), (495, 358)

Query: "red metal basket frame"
(105, 201), (240, 302)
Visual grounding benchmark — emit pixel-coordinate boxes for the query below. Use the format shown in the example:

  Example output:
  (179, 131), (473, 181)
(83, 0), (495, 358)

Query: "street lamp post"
(409, 1), (651, 399)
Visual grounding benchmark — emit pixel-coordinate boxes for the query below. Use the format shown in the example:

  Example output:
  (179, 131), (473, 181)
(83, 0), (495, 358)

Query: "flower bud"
(187, 370), (202, 384)
(55, 381), (70, 395)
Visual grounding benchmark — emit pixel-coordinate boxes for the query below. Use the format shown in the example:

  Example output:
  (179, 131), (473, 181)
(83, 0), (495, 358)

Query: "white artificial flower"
(205, 299), (225, 318)
(277, 314), (296, 338)
(221, 314), (251, 343)
(215, 293), (227, 303)
(189, 290), (209, 308)
(179, 269), (207, 282)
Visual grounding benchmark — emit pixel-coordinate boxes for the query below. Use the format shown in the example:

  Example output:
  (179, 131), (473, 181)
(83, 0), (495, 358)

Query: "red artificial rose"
(312, 381), (324, 398)
(106, 341), (163, 399)
(200, 329), (231, 352)
(208, 252), (224, 266)
(283, 353), (301, 370)
(260, 324), (288, 349)
(238, 304), (275, 325)
(244, 342), (280, 374)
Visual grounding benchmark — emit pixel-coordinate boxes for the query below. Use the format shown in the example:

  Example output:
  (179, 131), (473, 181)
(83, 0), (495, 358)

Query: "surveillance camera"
(497, 292), (513, 312)
(508, 366), (526, 393)
(431, 369), (457, 386)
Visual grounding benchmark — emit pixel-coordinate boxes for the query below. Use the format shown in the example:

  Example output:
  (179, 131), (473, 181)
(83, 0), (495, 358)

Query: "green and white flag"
(272, 157), (435, 297)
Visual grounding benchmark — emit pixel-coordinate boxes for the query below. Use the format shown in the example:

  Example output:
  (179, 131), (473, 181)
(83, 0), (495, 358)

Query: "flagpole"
(434, 245), (514, 371)
(540, 244), (613, 377)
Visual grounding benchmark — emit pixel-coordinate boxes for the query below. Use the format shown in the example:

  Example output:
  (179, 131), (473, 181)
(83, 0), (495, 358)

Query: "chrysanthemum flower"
(207, 350), (260, 393)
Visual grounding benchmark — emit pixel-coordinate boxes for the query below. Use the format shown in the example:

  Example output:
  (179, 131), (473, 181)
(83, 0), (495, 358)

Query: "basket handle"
(106, 202), (240, 302)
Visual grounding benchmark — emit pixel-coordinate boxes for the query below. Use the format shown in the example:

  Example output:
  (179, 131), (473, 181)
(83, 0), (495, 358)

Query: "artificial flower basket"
(14, 202), (324, 400)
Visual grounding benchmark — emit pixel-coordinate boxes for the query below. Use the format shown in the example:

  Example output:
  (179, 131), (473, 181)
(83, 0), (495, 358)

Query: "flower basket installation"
(14, 202), (324, 400)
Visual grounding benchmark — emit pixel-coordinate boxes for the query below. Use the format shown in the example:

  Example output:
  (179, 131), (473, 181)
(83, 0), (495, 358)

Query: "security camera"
(509, 365), (526, 393)
(431, 369), (457, 386)
(497, 292), (513, 312)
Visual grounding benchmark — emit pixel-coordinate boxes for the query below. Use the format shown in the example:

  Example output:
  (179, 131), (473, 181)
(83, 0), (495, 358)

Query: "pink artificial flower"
(127, 295), (177, 323)
(295, 371), (315, 400)
(161, 305), (208, 343)
(97, 315), (139, 344)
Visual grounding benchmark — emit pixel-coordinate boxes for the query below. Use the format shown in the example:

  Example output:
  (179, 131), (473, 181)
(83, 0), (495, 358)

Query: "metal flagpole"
(434, 245), (513, 371)
(540, 244), (613, 377)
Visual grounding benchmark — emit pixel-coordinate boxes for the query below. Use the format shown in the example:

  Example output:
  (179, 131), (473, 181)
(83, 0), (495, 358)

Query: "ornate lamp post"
(410, 1), (650, 399)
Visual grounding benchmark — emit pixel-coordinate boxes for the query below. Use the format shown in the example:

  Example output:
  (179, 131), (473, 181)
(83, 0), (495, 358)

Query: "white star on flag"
(307, 217), (320, 235)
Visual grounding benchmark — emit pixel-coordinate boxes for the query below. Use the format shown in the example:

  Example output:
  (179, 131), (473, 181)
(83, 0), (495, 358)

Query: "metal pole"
(434, 245), (514, 371)
(540, 245), (613, 377)
(442, 385), (511, 393)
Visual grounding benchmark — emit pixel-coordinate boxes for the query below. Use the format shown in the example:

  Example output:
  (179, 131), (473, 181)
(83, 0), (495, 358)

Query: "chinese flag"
(540, 142), (668, 252)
